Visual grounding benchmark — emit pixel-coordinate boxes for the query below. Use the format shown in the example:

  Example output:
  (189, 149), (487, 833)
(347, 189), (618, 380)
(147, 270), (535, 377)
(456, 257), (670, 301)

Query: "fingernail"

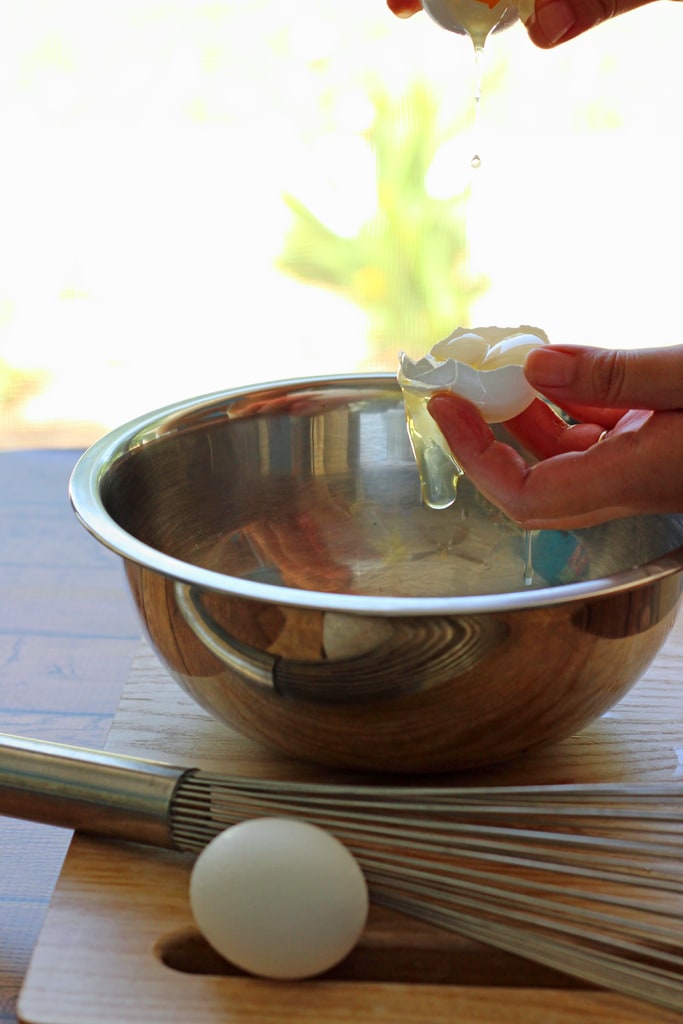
(525, 347), (577, 388)
(532, 0), (576, 44)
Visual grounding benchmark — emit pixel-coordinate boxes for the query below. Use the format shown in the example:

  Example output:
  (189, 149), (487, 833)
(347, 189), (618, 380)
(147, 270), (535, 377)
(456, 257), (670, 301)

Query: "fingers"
(426, 391), (610, 529)
(542, 401), (626, 430)
(386, 0), (659, 45)
(428, 392), (533, 514)
(526, 0), (656, 48)
(386, 0), (661, 47)
(504, 397), (606, 459)
(525, 344), (683, 412)
(427, 392), (683, 530)
(386, 0), (422, 16)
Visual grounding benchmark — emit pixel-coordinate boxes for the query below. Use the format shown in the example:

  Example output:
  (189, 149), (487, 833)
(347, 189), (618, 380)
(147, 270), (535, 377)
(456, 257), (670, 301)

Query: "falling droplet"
(523, 529), (534, 587)
(469, 43), (485, 171)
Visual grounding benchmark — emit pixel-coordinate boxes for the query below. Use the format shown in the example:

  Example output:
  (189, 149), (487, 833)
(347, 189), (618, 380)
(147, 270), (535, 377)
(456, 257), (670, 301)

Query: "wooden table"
(0, 450), (141, 1023)
(2, 448), (683, 1023)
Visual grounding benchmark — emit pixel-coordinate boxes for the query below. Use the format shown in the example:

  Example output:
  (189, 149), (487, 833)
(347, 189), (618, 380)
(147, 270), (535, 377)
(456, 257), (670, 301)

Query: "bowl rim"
(69, 373), (683, 617)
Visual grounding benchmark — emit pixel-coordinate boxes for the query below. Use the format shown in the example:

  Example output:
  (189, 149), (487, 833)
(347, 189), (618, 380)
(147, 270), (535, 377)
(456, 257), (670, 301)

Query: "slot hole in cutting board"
(157, 924), (594, 989)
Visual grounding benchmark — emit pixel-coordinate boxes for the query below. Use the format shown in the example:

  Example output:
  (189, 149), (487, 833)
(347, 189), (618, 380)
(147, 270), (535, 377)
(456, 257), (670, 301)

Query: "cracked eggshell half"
(398, 325), (549, 424)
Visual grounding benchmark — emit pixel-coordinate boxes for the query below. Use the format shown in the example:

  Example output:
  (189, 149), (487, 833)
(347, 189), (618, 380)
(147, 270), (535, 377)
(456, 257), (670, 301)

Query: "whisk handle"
(0, 733), (188, 850)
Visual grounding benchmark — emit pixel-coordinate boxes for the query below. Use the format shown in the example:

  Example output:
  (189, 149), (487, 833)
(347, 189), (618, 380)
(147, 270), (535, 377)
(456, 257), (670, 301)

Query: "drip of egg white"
(422, 0), (535, 50)
(422, 0), (535, 166)
(398, 325), (549, 585)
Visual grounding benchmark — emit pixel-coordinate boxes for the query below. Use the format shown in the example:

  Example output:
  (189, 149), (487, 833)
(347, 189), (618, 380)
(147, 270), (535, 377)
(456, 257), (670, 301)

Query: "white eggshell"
(398, 324), (549, 423)
(460, 364), (534, 422)
(479, 333), (545, 370)
(431, 332), (489, 367)
(189, 817), (369, 980)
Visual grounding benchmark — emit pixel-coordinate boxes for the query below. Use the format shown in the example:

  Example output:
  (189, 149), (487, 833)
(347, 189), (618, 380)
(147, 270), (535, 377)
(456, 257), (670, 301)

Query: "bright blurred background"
(1, 0), (682, 447)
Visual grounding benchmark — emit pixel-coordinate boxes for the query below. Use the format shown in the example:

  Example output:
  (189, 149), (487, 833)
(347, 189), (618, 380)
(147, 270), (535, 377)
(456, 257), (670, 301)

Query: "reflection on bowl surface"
(70, 374), (683, 772)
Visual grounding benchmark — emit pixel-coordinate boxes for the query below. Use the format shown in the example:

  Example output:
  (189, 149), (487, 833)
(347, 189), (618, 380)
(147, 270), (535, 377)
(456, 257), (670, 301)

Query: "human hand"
(386, 0), (663, 48)
(525, 0), (662, 48)
(427, 344), (683, 530)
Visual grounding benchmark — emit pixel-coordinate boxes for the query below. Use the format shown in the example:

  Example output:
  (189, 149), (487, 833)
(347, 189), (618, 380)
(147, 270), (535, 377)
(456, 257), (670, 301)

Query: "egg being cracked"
(397, 325), (549, 510)
(423, 0), (535, 49)
(398, 325), (549, 424)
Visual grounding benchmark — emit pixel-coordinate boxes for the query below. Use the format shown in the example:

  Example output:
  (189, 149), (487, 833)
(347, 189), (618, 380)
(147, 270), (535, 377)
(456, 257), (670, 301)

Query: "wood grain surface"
(0, 451), (141, 1024)
(17, 630), (683, 1024)
(4, 448), (683, 1023)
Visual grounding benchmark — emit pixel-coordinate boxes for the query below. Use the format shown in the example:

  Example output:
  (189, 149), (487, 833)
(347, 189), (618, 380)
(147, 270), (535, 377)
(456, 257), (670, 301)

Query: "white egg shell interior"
(431, 332), (489, 367)
(457, 363), (533, 423)
(398, 325), (549, 423)
(189, 817), (369, 980)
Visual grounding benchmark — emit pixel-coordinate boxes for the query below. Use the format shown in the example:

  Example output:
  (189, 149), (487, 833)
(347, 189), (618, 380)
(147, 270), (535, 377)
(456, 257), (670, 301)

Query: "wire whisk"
(1, 732), (682, 1012)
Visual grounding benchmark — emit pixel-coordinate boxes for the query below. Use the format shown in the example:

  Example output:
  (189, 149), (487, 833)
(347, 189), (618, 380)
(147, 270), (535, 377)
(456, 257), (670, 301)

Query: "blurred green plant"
(0, 358), (48, 413)
(277, 79), (488, 368)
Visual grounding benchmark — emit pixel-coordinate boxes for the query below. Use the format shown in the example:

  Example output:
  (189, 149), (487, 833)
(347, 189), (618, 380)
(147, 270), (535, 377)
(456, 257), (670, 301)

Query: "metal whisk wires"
(1, 733), (681, 1012)
(172, 773), (683, 1012)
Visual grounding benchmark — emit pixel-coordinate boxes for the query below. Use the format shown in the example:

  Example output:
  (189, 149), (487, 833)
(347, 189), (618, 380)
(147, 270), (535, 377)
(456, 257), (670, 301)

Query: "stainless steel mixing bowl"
(70, 374), (683, 772)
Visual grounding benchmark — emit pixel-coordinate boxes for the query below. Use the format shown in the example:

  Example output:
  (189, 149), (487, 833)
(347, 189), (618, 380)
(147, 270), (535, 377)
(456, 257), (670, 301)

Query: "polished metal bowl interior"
(70, 374), (683, 772)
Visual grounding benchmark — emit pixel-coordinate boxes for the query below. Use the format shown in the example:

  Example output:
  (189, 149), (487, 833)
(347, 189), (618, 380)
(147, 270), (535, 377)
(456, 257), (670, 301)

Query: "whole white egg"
(189, 817), (369, 980)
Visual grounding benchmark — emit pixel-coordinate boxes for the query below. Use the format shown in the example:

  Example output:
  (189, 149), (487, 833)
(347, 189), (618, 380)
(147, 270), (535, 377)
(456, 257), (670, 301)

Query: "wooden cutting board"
(17, 625), (683, 1024)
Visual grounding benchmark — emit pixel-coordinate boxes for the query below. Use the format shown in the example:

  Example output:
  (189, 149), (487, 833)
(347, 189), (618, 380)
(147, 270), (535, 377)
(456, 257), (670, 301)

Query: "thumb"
(526, 0), (659, 48)
(525, 344), (683, 411)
